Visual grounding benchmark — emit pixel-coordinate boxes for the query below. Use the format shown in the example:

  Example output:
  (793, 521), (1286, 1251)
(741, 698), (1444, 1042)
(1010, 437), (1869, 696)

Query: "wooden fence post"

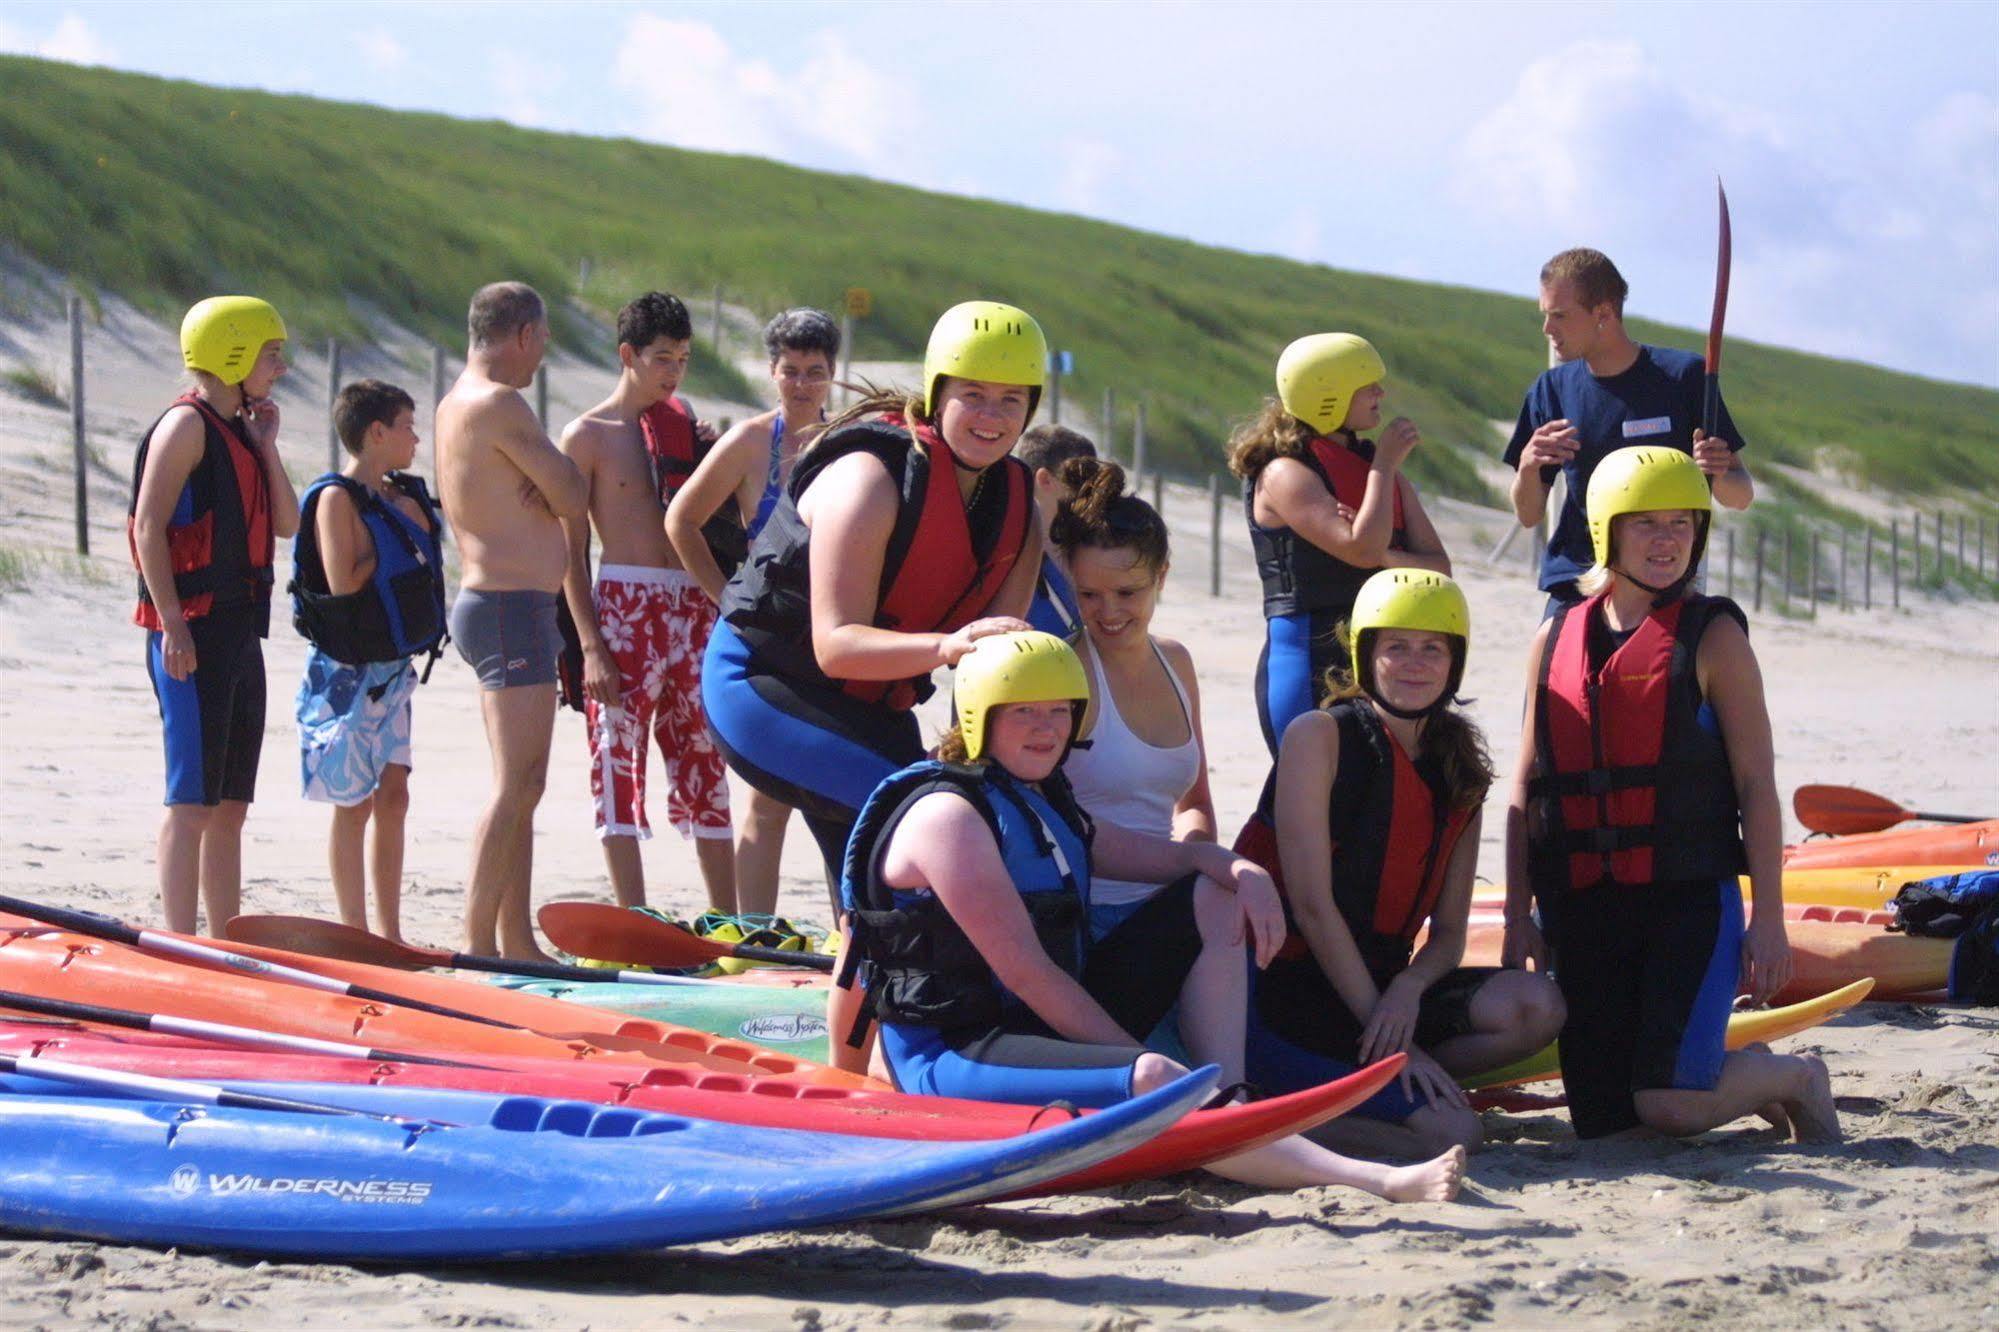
(535, 367), (549, 426)
(1208, 475), (1222, 597)
(1956, 514), (1965, 580)
(69, 296), (88, 555)
(1101, 387), (1116, 465)
(1131, 402), (1148, 490)
(1781, 527), (1793, 614)
(1863, 526), (1874, 610)
(430, 343), (447, 410)
(1913, 512), (1922, 585)
(1808, 532), (1819, 618)
(1151, 469), (1164, 513)
(325, 339), (342, 472)
(1753, 526), (1766, 612)
(1891, 519), (1901, 609)
(1935, 511), (1945, 583)
(1838, 529), (1849, 612)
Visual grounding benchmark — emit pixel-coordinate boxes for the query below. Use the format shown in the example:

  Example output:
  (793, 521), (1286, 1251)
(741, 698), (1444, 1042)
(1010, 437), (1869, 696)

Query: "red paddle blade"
(1706, 178), (1732, 375)
(224, 915), (444, 971)
(536, 902), (726, 968)
(1792, 784), (1910, 836)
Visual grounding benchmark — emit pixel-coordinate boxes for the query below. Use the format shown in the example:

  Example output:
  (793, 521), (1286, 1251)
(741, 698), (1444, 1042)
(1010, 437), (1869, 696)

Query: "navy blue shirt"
(1504, 344), (1746, 591)
(1026, 553), (1080, 637)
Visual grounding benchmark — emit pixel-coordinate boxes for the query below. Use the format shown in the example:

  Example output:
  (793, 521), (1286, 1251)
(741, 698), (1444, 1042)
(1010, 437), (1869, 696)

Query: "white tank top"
(1065, 641), (1202, 906)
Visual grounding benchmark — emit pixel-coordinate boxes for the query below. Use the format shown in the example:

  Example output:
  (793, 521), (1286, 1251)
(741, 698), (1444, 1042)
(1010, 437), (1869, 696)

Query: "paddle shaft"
(0, 896), (517, 1030)
(0, 989), (484, 1068)
(0, 1051), (450, 1125)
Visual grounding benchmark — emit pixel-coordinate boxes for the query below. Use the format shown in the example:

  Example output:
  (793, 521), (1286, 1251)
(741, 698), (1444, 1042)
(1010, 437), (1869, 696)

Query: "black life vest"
(290, 473), (448, 675)
(127, 393), (274, 631)
(643, 394), (746, 577)
(1234, 700), (1476, 981)
(835, 760), (1093, 1046)
(1526, 592), (1748, 894)
(721, 417), (1033, 711)
(1247, 434), (1405, 618)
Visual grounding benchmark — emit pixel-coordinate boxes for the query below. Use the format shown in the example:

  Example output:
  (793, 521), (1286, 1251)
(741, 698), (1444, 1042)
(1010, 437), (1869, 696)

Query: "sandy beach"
(2, 292), (1996, 1328)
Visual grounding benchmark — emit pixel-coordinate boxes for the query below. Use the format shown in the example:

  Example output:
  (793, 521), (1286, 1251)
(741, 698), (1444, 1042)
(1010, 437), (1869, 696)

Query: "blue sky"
(4, 1), (1995, 386)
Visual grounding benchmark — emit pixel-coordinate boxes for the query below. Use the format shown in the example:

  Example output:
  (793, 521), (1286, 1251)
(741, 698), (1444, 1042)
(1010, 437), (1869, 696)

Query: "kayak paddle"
(0, 1050), (456, 1127)
(1702, 177), (1732, 438)
(0, 988), (490, 1069)
(538, 902), (836, 974)
(0, 896), (511, 1030)
(1792, 785), (1988, 836)
(225, 914), (711, 989)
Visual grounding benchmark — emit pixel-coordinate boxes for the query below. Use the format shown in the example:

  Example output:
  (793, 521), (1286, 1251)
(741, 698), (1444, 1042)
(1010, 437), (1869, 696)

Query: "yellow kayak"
(1461, 977), (1875, 1092)
(1475, 866), (1981, 914)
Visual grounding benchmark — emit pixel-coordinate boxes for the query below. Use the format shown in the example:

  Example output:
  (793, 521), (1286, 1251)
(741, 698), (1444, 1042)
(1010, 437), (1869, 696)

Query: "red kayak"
(1783, 820), (1999, 870)
(0, 1021), (1403, 1198)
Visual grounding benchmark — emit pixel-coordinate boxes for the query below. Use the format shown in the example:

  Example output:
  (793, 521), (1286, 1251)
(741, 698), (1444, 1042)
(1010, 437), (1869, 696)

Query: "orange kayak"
(1783, 820), (1999, 870)
(0, 918), (877, 1089)
(1452, 913), (1948, 1004)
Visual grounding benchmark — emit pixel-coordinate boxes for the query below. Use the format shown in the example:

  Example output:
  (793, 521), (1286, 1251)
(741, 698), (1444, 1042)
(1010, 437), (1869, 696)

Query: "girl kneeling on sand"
(1504, 447), (1839, 1143)
(1239, 570), (1566, 1159)
(836, 630), (1465, 1200)
(1229, 334), (1450, 757)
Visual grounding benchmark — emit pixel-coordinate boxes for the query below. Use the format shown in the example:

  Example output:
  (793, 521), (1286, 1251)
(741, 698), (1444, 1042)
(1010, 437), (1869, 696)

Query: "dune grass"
(3, 55), (1993, 505)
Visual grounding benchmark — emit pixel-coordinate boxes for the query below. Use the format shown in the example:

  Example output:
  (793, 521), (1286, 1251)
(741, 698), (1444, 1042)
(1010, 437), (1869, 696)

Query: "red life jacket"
(1247, 434), (1407, 618)
(719, 416), (1032, 711)
(1233, 700), (1474, 977)
(642, 394), (747, 575)
(1527, 592), (1748, 893)
(127, 393), (274, 631)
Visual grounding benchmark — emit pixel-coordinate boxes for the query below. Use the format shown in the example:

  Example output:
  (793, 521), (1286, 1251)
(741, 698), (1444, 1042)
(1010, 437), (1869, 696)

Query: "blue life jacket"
(291, 473), (448, 674)
(1026, 554), (1082, 637)
(836, 759), (1093, 1045)
(1891, 870), (1999, 1004)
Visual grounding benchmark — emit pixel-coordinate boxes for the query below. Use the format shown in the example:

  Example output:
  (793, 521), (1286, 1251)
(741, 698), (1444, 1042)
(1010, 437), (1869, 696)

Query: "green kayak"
(501, 977), (832, 1063)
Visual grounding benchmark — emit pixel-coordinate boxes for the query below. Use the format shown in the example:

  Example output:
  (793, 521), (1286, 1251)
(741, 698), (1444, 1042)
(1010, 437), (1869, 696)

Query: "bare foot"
(1785, 1055), (1843, 1144)
(1379, 1145), (1467, 1202)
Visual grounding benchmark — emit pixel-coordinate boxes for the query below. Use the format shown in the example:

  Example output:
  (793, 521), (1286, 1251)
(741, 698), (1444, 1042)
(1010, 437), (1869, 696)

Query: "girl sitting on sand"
(1049, 458), (1220, 941)
(1503, 446), (1840, 1143)
(834, 630), (1466, 1200)
(1229, 334), (1450, 757)
(1237, 569), (1566, 1160)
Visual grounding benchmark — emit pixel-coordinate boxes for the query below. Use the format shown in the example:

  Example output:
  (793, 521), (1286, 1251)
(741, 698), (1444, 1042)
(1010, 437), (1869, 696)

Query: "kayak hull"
(1782, 820), (1999, 870)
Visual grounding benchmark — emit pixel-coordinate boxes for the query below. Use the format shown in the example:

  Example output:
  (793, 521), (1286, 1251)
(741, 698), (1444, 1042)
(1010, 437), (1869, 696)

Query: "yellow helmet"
(1585, 445), (1712, 568)
(1347, 569), (1470, 719)
(923, 301), (1047, 420)
(953, 630), (1088, 762)
(1276, 333), (1386, 435)
(181, 296), (286, 384)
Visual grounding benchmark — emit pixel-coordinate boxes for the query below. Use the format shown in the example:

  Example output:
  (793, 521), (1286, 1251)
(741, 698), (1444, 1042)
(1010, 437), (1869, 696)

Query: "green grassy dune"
(3, 55), (1993, 505)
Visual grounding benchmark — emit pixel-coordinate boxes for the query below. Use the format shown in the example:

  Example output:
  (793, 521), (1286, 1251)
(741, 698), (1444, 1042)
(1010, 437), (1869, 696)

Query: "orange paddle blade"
(536, 902), (730, 968)
(226, 915), (444, 971)
(1793, 784), (1913, 836)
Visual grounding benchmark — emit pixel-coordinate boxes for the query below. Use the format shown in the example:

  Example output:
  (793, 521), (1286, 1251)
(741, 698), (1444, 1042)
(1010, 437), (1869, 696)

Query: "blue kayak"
(0, 1064), (1217, 1260)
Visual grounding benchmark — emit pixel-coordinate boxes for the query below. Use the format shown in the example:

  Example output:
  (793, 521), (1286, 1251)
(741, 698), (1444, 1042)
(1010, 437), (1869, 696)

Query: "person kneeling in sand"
(436, 282), (588, 960)
(1504, 446), (1839, 1143)
(1237, 569), (1566, 1160)
(291, 380), (447, 944)
(835, 631), (1465, 1201)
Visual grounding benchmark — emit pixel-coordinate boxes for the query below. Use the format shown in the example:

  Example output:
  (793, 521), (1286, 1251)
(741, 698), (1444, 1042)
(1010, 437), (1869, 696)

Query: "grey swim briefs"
(449, 588), (561, 690)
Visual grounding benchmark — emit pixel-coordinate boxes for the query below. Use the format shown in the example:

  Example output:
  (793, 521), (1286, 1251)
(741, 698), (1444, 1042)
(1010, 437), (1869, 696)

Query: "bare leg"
(826, 920), (873, 1075)
(694, 834), (736, 915)
(466, 685), (555, 961)
(329, 797), (373, 930)
(601, 834), (646, 909)
(1172, 879), (1254, 1084)
(1634, 1048), (1842, 1143)
(157, 804), (213, 932)
(733, 789), (793, 917)
(368, 766), (409, 943)
(1429, 970), (1568, 1077)
(1129, 1055), (1466, 1200)
(1309, 1099), (1483, 1161)
(198, 800), (248, 935)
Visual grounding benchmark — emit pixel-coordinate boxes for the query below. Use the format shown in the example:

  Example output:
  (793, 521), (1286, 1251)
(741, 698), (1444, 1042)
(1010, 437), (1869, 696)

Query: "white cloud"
(488, 47), (562, 130)
(357, 28), (407, 74)
(1453, 40), (1999, 385)
(1057, 138), (1121, 214)
(0, 12), (116, 65)
(609, 15), (897, 171)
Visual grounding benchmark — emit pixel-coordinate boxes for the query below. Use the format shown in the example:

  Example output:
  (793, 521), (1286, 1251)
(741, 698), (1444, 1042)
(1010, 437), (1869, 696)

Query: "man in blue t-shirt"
(1505, 248), (1755, 617)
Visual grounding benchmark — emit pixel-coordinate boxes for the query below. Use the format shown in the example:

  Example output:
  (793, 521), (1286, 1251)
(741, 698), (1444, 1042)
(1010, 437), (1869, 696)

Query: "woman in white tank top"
(1049, 458), (1220, 939)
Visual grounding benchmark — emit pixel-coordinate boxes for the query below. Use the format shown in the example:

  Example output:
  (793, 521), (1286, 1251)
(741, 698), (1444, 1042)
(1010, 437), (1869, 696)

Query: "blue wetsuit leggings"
(702, 620), (922, 903)
(1255, 607), (1349, 756)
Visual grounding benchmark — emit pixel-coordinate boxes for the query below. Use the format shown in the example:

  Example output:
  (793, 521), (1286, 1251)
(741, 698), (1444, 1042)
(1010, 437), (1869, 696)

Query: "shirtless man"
(561, 292), (735, 911)
(435, 281), (588, 959)
(665, 306), (840, 915)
